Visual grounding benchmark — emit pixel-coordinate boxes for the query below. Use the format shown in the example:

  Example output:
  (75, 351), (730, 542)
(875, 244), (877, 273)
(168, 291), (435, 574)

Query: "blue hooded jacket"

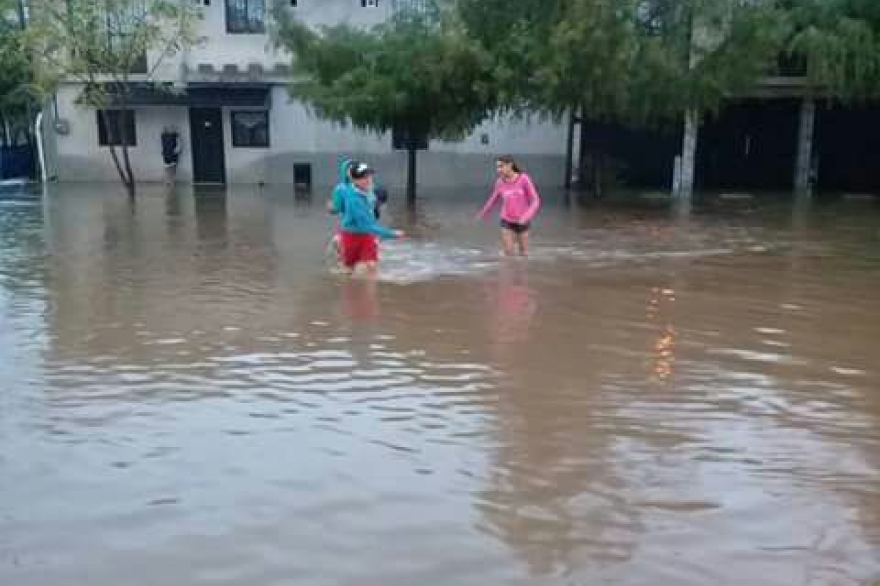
(339, 183), (397, 240)
(330, 157), (353, 215)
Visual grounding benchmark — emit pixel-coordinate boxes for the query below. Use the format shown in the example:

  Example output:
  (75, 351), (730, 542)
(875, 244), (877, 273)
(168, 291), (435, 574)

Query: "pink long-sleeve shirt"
(479, 173), (541, 224)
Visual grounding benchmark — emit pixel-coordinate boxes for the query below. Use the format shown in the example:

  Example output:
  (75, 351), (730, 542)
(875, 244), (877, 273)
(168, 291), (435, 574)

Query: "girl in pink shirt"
(478, 155), (541, 256)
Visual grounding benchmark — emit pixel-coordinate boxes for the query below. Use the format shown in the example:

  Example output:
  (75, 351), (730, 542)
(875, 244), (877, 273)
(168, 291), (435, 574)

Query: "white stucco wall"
(53, 85), (193, 183)
(51, 1), (568, 188)
(279, 0), (392, 28)
(185, 1), (282, 73)
(147, 0), (393, 81)
(165, 0), (392, 76)
(53, 83), (567, 187)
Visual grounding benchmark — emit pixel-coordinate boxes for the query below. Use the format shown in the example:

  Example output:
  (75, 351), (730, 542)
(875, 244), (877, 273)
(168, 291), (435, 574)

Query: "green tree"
(272, 0), (497, 202)
(27, 0), (201, 196)
(457, 0), (785, 191)
(782, 0), (880, 99)
(0, 0), (38, 156)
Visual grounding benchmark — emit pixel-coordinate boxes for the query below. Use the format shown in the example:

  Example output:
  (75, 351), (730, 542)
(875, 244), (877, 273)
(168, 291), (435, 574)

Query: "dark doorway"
(816, 103), (880, 193)
(189, 108), (226, 184)
(697, 99), (800, 191)
(580, 119), (681, 189)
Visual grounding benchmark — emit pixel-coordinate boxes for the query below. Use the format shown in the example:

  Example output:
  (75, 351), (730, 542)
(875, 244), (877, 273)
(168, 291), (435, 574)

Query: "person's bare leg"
(362, 261), (379, 278)
(501, 228), (516, 256)
(517, 231), (529, 256)
(332, 235), (346, 270)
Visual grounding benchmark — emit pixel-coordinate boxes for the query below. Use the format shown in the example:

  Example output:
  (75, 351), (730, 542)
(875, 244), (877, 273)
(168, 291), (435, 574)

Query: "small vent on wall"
(294, 163), (312, 191)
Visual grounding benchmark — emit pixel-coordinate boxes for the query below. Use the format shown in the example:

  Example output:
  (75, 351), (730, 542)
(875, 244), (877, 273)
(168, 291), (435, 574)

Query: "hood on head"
(337, 156), (353, 184)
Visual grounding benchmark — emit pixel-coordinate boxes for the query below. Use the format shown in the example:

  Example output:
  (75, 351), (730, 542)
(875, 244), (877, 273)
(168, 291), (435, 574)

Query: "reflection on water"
(1, 184), (879, 586)
(486, 261), (538, 350)
(338, 277), (380, 323)
(647, 286), (677, 381)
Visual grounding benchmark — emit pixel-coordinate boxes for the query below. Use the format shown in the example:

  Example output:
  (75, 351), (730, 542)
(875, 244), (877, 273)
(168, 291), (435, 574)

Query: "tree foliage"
(782, 0), (880, 99)
(0, 0), (34, 117)
(0, 0), (40, 157)
(272, 0), (497, 199)
(458, 0), (787, 125)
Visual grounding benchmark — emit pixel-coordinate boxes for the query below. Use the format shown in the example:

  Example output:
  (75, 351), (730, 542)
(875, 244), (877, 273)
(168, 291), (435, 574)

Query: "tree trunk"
(677, 109), (698, 199)
(793, 97), (816, 196)
(15, 0), (26, 29)
(118, 100), (136, 198)
(121, 143), (136, 197)
(0, 112), (8, 147)
(406, 146), (417, 204)
(107, 142), (135, 197)
(564, 108), (575, 190)
(98, 109), (132, 195)
(25, 103), (37, 180)
(676, 6), (698, 200)
(107, 143), (125, 182)
(577, 108), (588, 188)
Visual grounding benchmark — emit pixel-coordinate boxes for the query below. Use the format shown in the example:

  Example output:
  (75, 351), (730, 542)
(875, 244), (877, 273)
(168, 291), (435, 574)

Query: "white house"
(48, 0), (568, 188)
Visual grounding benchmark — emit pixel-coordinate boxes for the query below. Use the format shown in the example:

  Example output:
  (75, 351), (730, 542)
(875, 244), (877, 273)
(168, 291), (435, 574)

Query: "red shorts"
(339, 231), (378, 267)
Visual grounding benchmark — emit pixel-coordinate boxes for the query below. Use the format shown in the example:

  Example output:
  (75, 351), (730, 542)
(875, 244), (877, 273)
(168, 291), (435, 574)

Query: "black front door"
(189, 108), (226, 184)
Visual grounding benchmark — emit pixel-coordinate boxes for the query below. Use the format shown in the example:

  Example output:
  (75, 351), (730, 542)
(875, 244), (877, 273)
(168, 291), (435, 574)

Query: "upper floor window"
(14, 0), (29, 27)
(362, 0), (379, 6)
(226, 0), (265, 34)
(106, 3), (149, 73)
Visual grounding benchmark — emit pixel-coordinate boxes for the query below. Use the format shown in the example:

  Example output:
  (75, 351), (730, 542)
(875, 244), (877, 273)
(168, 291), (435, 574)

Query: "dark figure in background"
(161, 126), (181, 185)
(374, 185), (389, 219)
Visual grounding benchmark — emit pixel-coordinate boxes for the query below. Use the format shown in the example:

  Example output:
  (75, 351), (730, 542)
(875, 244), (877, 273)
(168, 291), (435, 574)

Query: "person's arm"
(328, 185), (344, 215)
(478, 182), (501, 219)
(521, 174), (541, 222)
(348, 194), (399, 239)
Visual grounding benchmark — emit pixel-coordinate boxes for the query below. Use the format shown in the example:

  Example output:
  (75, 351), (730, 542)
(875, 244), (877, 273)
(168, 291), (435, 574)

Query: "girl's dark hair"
(497, 155), (521, 173)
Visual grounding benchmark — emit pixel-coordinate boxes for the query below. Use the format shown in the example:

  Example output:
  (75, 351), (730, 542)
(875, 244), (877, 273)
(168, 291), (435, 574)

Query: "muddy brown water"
(1, 185), (878, 585)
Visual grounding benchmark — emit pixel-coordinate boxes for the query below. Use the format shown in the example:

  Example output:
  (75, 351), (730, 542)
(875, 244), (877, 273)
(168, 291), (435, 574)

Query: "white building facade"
(48, 0), (568, 188)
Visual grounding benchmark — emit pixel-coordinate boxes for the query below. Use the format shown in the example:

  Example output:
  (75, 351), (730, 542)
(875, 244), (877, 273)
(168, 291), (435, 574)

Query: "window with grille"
(226, 0), (265, 34)
(231, 111), (270, 147)
(106, 2), (148, 73)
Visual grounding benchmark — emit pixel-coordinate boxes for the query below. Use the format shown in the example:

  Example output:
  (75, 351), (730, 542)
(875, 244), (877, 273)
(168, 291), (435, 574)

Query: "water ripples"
(1, 189), (879, 585)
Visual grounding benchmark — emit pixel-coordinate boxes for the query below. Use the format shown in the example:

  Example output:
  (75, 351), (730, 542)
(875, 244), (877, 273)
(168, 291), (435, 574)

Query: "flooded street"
(1, 184), (879, 585)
